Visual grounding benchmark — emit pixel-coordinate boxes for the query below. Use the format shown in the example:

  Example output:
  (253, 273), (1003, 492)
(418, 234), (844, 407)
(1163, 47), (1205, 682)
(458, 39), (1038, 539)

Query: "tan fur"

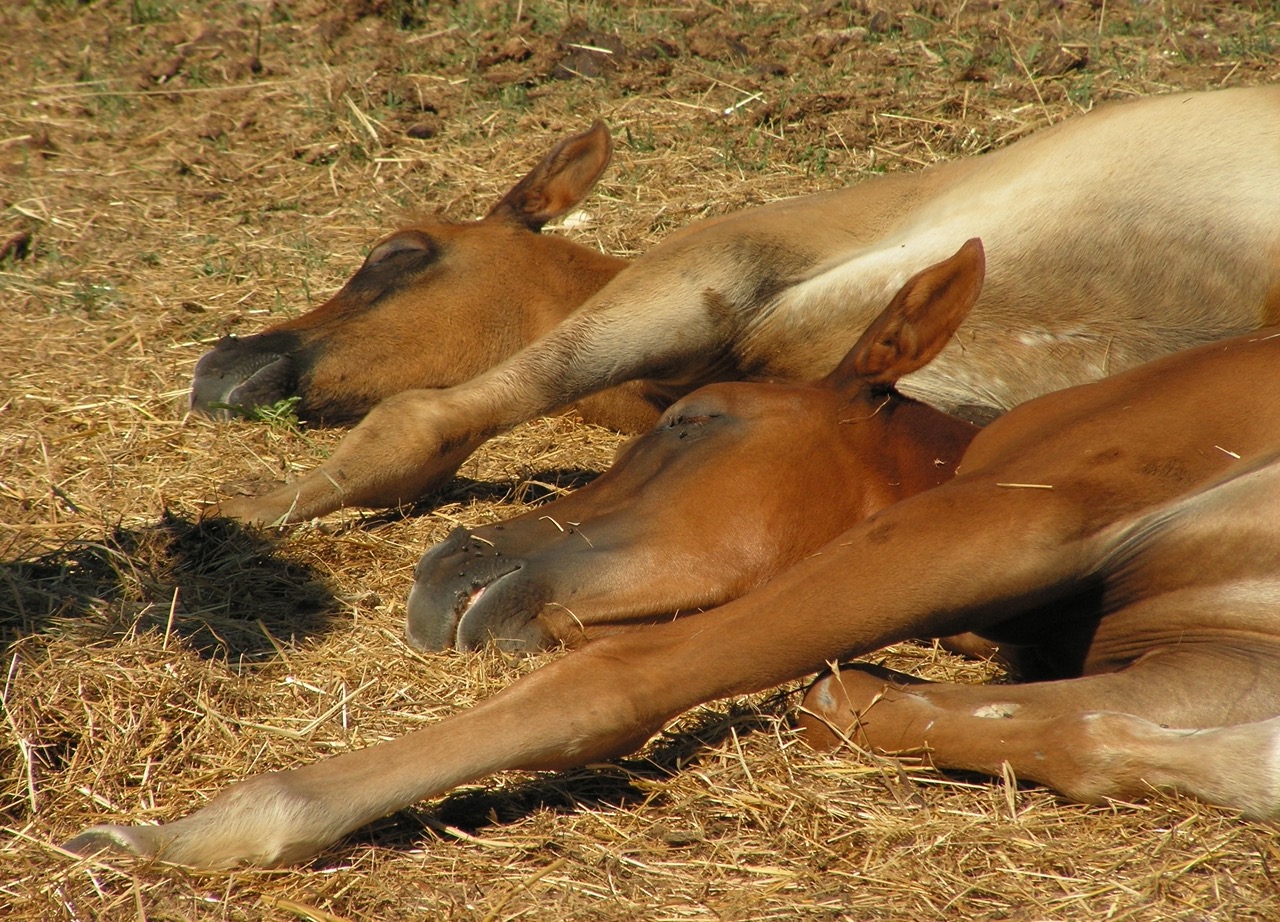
(210, 87), (1280, 524)
(190, 122), (655, 431)
(68, 242), (1280, 868)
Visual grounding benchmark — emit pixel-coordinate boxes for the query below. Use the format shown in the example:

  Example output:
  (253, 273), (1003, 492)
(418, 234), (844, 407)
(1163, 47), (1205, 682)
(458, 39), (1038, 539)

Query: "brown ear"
(486, 121), (613, 231)
(824, 238), (985, 392)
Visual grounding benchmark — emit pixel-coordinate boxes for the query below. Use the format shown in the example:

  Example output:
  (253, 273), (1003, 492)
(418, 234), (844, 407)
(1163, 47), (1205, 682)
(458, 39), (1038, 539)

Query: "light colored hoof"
(62, 824), (158, 860)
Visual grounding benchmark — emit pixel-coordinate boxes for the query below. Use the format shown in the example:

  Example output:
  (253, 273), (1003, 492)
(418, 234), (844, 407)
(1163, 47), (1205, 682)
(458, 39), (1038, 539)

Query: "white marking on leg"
(973, 702), (1020, 719)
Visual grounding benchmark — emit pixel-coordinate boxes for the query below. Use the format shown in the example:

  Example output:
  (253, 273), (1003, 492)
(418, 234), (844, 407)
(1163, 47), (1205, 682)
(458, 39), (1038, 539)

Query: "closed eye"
(345, 232), (440, 298)
(364, 232), (437, 268)
(661, 413), (723, 442)
(665, 413), (715, 428)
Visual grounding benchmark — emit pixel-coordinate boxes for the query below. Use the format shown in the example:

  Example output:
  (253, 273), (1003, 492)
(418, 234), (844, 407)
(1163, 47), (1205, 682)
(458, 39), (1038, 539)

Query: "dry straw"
(2, 1), (1278, 919)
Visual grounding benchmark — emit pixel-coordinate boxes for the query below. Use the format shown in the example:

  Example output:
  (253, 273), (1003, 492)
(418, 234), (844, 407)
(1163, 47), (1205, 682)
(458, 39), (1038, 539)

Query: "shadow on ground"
(333, 695), (796, 860)
(0, 512), (336, 661)
(353, 467), (605, 529)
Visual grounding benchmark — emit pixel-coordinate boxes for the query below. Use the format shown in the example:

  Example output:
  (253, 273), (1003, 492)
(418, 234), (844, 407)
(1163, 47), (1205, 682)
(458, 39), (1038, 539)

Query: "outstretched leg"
(798, 644), (1280, 819)
(65, 479), (1109, 867)
(212, 224), (808, 525)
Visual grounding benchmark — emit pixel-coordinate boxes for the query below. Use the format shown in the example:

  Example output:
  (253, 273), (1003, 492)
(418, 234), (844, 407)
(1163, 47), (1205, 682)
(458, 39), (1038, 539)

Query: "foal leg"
(797, 647), (1280, 819)
(214, 231), (774, 524)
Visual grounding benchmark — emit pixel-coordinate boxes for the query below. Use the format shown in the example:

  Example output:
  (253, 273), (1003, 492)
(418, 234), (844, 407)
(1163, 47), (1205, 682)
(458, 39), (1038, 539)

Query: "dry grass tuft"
(3, 1), (1279, 919)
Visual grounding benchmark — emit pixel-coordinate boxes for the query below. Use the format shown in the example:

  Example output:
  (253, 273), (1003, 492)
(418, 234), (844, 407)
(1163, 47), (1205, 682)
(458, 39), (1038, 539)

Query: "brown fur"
(67, 241), (1280, 868)
(190, 122), (659, 432)
(404, 243), (985, 651)
(205, 87), (1280, 525)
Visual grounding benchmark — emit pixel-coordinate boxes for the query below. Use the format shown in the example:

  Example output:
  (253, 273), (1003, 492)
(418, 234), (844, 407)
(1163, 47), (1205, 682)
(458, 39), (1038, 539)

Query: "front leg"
(215, 389), (490, 525)
(211, 231), (763, 523)
(67, 480), (1101, 867)
(61, 647), (674, 868)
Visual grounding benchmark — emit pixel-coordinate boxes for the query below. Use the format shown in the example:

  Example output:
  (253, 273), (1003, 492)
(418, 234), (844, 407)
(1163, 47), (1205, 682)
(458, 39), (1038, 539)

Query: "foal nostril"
(190, 329), (304, 417)
(414, 527), (474, 579)
(406, 527), (533, 651)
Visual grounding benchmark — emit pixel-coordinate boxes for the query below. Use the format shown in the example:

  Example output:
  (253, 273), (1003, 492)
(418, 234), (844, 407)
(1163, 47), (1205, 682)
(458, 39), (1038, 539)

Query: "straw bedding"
(2, 1), (1278, 918)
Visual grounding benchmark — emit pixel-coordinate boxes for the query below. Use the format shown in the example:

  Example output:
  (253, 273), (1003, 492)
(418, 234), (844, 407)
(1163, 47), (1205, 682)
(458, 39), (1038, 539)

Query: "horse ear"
(486, 121), (613, 232)
(824, 238), (985, 392)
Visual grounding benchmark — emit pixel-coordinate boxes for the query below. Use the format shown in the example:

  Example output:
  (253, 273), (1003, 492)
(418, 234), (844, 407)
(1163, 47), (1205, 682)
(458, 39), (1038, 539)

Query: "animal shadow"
(0, 512), (336, 661)
(361, 467), (604, 526)
(342, 695), (795, 859)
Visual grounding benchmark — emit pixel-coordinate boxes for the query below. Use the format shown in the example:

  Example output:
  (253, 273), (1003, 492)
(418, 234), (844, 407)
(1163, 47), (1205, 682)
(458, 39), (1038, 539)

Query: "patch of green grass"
(893, 66), (918, 91)
(289, 232), (330, 272)
(197, 254), (232, 278)
(210, 396), (303, 430)
(799, 144), (831, 176)
(717, 136), (767, 174)
(197, 245), (265, 283)
(498, 83), (530, 111)
(249, 395), (303, 429)
(67, 280), (124, 316)
(1067, 74), (1097, 108)
(622, 124), (656, 153)
(1220, 27), (1275, 59)
(905, 13), (938, 41)
(128, 0), (172, 25)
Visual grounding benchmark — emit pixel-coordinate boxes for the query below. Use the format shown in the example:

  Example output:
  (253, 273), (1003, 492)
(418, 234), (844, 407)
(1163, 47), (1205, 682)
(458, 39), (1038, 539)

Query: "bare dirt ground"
(3, 1), (1279, 919)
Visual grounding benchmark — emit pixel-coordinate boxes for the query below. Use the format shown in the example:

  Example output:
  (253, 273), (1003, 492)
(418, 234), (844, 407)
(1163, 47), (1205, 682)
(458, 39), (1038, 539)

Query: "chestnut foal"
(69, 240), (1280, 868)
(190, 122), (654, 431)
(204, 87), (1280, 525)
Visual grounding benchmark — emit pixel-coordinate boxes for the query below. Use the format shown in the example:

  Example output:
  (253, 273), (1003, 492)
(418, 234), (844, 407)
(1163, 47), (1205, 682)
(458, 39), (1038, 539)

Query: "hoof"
(214, 495), (293, 527)
(62, 824), (158, 860)
(797, 668), (875, 750)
